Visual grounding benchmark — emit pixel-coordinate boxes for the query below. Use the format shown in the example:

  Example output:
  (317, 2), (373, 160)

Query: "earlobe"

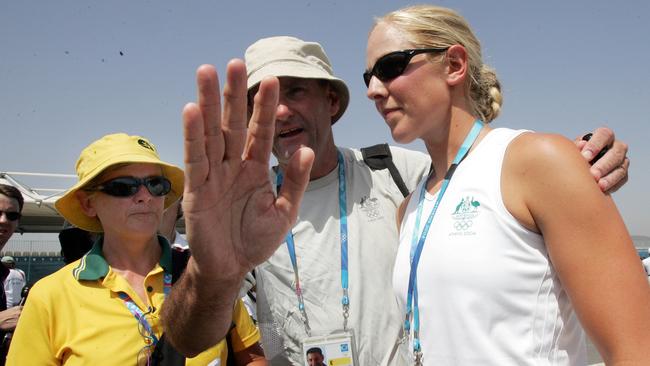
(75, 190), (97, 218)
(446, 45), (468, 86)
(328, 89), (341, 119)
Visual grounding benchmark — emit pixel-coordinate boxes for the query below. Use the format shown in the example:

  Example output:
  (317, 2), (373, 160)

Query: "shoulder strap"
(171, 247), (190, 284)
(150, 333), (186, 366)
(168, 248), (241, 366)
(361, 143), (410, 197)
(226, 324), (236, 366)
(150, 247), (190, 366)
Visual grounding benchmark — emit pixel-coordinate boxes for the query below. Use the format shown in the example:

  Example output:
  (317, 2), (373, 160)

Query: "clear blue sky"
(1, 0), (648, 235)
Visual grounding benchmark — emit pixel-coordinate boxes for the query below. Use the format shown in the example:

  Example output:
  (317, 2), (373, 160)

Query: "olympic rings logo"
(454, 220), (472, 231)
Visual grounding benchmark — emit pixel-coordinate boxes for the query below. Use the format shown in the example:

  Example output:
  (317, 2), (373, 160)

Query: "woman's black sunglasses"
(0, 210), (21, 221)
(363, 47), (449, 87)
(88, 176), (171, 198)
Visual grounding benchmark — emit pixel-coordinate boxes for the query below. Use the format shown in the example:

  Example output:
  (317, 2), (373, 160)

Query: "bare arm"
(161, 62), (313, 356)
(504, 133), (650, 365)
(234, 342), (267, 366)
(0, 307), (22, 331)
(574, 126), (629, 193)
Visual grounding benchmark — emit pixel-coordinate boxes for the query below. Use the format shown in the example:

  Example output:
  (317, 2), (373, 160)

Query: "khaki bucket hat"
(55, 133), (184, 232)
(245, 36), (350, 124)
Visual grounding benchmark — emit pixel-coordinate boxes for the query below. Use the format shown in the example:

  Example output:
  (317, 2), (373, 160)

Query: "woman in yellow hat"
(6, 133), (266, 365)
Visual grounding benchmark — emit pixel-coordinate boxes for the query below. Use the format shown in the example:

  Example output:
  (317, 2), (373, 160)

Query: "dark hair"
(0, 184), (24, 212)
(58, 223), (95, 264)
(306, 347), (323, 356)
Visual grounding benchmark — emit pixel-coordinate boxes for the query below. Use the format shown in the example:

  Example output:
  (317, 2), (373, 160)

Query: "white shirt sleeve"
(4, 269), (26, 307)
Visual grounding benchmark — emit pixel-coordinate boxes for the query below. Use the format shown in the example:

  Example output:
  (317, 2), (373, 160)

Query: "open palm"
(182, 61), (313, 279)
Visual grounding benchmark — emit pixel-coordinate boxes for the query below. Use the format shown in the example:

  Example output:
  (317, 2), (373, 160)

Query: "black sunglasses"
(363, 47), (449, 87)
(88, 176), (171, 198)
(0, 210), (21, 221)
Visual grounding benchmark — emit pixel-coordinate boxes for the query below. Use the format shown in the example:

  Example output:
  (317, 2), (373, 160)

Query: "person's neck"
(309, 146), (338, 181)
(161, 228), (176, 244)
(279, 142), (339, 182)
(423, 110), (485, 191)
(102, 233), (161, 276)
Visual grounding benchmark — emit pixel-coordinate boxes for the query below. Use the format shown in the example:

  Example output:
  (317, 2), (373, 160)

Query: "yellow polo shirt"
(7, 237), (260, 365)
(187, 299), (260, 365)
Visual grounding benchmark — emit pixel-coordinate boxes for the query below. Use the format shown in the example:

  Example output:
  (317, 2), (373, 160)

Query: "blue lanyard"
(276, 149), (350, 335)
(405, 120), (483, 363)
(118, 272), (172, 349)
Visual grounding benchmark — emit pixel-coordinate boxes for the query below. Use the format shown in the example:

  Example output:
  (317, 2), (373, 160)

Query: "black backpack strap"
(171, 247), (191, 284)
(150, 333), (186, 366)
(163, 248), (241, 366)
(226, 322), (236, 366)
(150, 247), (191, 366)
(361, 143), (410, 197)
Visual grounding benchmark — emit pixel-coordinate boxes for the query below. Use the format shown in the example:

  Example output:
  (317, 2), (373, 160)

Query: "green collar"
(73, 235), (172, 281)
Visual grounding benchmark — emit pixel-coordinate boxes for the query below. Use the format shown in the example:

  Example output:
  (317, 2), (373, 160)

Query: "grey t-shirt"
(256, 146), (430, 366)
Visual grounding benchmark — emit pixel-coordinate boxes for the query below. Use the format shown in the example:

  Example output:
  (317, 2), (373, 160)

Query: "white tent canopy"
(1, 171), (186, 235)
(1, 171), (75, 233)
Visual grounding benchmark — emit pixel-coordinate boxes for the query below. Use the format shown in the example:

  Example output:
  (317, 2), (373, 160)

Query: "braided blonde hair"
(375, 5), (503, 123)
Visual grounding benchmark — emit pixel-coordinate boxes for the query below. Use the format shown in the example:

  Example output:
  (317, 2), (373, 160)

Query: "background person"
(158, 196), (188, 250)
(161, 37), (631, 366)
(58, 221), (95, 264)
(305, 347), (325, 366)
(1, 257), (25, 308)
(0, 184), (24, 365)
(364, 5), (650, 364)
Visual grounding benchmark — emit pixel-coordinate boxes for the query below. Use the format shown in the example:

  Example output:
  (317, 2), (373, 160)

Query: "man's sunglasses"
(0, 210), (21, 221)
(87, 176), (171, 198)
(363, 47), (449, 87)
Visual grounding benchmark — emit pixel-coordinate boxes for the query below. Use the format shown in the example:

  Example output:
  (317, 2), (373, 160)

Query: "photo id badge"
(301, 329), (358, 366)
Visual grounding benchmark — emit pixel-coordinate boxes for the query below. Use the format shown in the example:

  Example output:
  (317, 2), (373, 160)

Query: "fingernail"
(598, 179), (608, 192)
(581, 150), (594, 160)
(590, 167), (602, 180)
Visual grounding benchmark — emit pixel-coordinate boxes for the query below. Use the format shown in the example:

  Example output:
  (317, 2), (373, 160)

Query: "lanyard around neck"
(405, 120), (483, 364)
(276, 149), (349, 336)
(118, 270), (172, 348)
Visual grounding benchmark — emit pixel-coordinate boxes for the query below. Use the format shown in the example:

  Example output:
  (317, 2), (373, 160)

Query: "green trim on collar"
(73, 235), (172, 281)
(158, 235), (172, 273)
(72, 236), (108, 281)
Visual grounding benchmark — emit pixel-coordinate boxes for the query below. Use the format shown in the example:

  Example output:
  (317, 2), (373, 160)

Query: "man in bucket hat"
(242, 37), (431, 365)
(7, 133), (266, 366)
(162, 37), (630, 365)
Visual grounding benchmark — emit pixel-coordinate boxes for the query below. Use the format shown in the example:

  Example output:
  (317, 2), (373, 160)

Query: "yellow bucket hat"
(55, 133), (184, 232)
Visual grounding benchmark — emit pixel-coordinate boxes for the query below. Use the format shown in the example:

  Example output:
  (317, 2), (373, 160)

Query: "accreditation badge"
(301, 329), (358, 366)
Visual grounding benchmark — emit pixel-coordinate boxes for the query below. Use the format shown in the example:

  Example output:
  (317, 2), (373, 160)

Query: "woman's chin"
(390, 129), (416, 144)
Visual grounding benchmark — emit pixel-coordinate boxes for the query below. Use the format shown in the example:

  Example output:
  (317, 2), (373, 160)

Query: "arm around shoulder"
(503, 132), (650, 364)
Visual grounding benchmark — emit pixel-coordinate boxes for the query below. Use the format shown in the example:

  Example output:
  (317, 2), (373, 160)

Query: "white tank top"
(393, 128), (587, 365)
